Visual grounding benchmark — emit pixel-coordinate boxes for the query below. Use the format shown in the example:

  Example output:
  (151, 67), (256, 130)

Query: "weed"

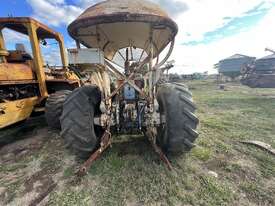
(63, 167), (75, 178)
(0, 163), (27, 173)
(191, 146), (212, 161)
(252, 151), (275, 178)
(240, 182), (274, 205)
(2, 80), (275, 205)
(196, 176), (234, 206)
(48, 190), (91, 206)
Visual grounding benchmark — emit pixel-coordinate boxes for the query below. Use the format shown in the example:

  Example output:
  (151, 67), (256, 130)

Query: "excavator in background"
(0, 17), (80, 129)
(241, 48), (275, 88)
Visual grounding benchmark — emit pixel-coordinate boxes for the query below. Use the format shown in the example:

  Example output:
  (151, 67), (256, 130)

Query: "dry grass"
(0, 80), (275, 206)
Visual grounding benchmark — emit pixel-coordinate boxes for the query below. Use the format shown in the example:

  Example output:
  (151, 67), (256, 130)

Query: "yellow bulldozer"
(0, 17), (80, 129)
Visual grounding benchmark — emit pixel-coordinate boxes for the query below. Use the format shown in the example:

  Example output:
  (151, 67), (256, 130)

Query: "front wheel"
(60, 86), (104, 158)
(156, 83), (199, 154)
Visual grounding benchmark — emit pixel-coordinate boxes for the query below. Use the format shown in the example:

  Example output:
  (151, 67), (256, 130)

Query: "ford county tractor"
(59, 0), (199, 175)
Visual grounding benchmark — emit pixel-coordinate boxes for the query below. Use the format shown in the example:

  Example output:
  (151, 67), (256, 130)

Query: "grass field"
(0, 80), (275, 206)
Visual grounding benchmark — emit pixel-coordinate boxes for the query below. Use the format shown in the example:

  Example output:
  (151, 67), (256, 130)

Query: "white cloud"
(76, 0), (189, 17)
(26, 0), (83, 26)
(27, 0), (189, 26)
(169, 6), (275, 74)
(176, 0), (268, 43)
(24, 0), (275, 74)
(46, 0), (65, 5)
(2, 29), (33, 54)
(42, 48), (63, 66)
(75, 0), (104, 8)
(152, 0), (188, 17)
(2, 28), (63, 64)
(2, 28), (29, 43)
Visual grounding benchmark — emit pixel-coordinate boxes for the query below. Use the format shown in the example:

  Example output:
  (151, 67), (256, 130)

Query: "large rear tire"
(45, 90), (72, 130)
(157, 83), (199, 154)
(60, 86), (104, 158)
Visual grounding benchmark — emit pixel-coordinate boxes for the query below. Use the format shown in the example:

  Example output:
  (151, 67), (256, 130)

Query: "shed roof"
(258, 53), (275, 60)
(223, 54), (254, 60)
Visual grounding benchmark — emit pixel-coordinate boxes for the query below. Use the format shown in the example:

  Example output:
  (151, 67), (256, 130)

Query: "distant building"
(216, 54), (256, 79)
(254, 53), (275, 73)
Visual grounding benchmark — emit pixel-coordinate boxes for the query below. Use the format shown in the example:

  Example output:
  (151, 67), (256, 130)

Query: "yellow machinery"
(0, 17), (80, 129)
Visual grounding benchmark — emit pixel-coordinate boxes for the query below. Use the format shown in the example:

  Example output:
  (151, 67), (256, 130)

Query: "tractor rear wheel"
(45, 90), (72, 130)
(60, 86), (104, 158)
(156, 83), (199, 154)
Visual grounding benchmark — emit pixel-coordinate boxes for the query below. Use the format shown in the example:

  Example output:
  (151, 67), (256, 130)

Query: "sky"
(1, 0), (275, 74)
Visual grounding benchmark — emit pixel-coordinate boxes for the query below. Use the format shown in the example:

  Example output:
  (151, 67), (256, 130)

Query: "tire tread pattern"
(157, 83), (199, 154)
(60, 86), (102, 158)
(45, 90), (72, 129)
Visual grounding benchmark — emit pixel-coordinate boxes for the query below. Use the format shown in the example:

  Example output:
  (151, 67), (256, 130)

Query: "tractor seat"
(6, 43), (33, 63)
(0, 49), (9, 63)
(6, 50), (33, 63)
(0, 49), (9, 57)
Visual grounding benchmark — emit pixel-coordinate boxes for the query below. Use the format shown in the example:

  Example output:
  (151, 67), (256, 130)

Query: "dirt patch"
(28, 182), (57, 206)
(0, 187), (7, 201)
(0, 128), (48, 163)
(206, 154), (229, 170)
(0, 124), (64, 205)
(23, 169), (56, 194)
(116, 137), (150, 157)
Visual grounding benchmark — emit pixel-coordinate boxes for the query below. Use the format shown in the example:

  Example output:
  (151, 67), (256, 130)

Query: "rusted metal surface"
(146, 128), (173, 170)
(0, 63), (35, 81)
(151, 141), (173, 170)
(45, 79), (79, 83)
(240, 141), (275, 156)
(0, 97), (39, 129)
(0, 80), (38, 85)
(27, 22), (49, 98)
(0, 17), (61, 40)
(0, 17), (80, 129)
(68, 48), (105, 65)
(77, 130), (112, 176)
(77, 0), (168, 19)
(77, 54), (152, 175)
(68, 0), (178, 60)
(69, 0), (178, 174)
(105, 60), (148, 100)
(69, 0), (176, 29)
(104, 67), (148, 102)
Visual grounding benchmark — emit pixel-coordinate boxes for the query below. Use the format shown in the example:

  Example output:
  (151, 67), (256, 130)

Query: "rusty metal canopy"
(68, 0), (178, 60)
(0, 17), (61, 40)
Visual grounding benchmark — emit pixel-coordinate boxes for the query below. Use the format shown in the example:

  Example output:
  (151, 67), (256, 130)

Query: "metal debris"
(240, 140), (275, 156)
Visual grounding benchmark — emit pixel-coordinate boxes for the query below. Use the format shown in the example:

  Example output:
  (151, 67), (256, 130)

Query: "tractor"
(0, 17), (80, 129)
(59, 0), (199, 174)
